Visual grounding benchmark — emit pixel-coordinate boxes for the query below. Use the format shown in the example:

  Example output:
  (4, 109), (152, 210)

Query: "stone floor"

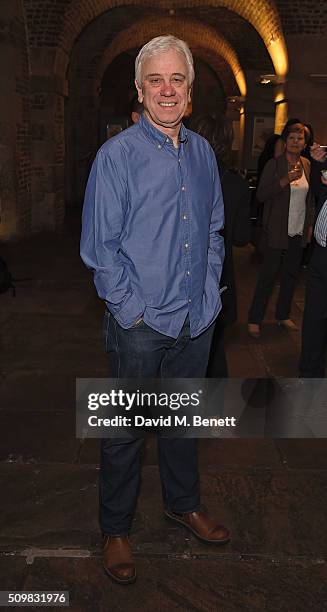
(0, 212), (326, 611)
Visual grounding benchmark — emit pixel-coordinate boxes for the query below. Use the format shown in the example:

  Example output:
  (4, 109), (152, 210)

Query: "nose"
(160, 80), (175, 96)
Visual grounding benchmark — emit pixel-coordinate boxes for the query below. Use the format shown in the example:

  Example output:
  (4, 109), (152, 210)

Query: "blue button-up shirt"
(80, 113), (224, 338)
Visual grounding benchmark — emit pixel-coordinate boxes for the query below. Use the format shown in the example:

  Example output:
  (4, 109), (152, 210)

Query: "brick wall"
(0, 0), (31, 240)
(24, 0), (70, 48)
(276, 0), (327, 35)
(15, 10), (32, 236)
(2, 0), (327, 238)
(56, 0), (283, 76)
(29, 81), (65, 231)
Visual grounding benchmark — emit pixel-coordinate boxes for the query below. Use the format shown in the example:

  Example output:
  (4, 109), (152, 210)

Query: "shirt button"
(185, 243), (189, 248)
(183, 214), (187, 220)
(188, 298), (192, 303)
(158, 144), (162, 149)
(181, 186), (186, 191)
(165, 138), (169, 143)
(186, 270), (190, 276)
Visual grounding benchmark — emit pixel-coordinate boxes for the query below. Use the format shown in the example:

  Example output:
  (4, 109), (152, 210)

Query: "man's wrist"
(112, 291), (146, 328)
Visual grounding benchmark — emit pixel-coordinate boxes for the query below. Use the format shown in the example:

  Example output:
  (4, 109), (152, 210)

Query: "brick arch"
(192, 50), (236, 97)
(94, 16), (246, 97)
(55, 0), (288, 79)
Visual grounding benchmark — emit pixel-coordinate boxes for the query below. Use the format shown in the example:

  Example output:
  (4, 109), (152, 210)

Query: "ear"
(188, 86), (192, 103)
(131, 112), (140, 124)
(135, 79), (143, 103)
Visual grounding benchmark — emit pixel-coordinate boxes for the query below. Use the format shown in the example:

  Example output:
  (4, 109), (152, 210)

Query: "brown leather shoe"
(164, 510), (230, 544)
(248, 323), (261, 339)
(103, 536), (136, 584)
(277, 319), (299, 331)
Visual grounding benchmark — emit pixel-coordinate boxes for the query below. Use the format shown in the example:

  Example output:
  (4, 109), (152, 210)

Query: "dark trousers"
(299, 243), (327, 377)
(100, 312), (215, 535)
(248, 235), (303, 324)
(206, 319), (228, 378)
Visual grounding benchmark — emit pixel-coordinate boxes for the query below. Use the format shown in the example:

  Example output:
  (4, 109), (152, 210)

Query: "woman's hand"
(310, 143), (327, 162)
(289, 166), (302, 182)
(280, 166), (302, 188)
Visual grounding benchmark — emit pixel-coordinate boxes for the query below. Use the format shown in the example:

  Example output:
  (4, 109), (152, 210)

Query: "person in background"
(248, 123), (314, 339)
(275, 120), (314, 162)
(130, 95), (143, 124)
(300, 123), (315, 267)
(254, 122), (303, 234)
(274, 118), (302, 158)
(191, 114), (250, 376)
(274, 120), (315, 269)
(302, 123), (315, 159)
(257, 134), (281, 181)
(299, 143), (327, 377)
(252, 134), (281, 234)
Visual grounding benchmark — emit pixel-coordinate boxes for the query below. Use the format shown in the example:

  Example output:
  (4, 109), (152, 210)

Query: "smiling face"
(135, 48), (192, 137)
(285, 130), (306, 156)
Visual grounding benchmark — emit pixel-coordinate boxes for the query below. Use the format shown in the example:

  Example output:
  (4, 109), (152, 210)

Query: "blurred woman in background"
(248, 123), (314, 339)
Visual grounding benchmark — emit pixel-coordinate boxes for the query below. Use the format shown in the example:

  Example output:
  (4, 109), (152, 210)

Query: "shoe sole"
(103, 563), (137, 585)
(164, 511), (230, 544)
(277, 322), (298, 331)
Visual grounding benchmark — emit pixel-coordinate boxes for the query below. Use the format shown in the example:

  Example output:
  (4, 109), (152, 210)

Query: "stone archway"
(66, 13), (246, 206)
(24, 0), (289, 236)
(55, 0), (288, 81)
(94, 17), (247, 98)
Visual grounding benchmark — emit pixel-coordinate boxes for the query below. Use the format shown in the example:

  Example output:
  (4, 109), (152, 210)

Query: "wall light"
(259, 74), (286, 86)
(227, 95), (245, 105)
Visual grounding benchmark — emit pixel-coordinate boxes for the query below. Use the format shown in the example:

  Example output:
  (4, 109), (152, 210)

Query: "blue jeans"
(100, 312), (215, 535)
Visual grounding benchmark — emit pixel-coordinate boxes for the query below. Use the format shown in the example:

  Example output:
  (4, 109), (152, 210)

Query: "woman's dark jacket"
(256, 153), (315, 249)
(218, 162), (251, 325)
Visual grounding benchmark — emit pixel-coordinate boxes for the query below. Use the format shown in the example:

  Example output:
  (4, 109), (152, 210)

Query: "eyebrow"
(145, 72), (186, 79)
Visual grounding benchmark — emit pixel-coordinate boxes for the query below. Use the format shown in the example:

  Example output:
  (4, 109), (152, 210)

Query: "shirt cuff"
(111, 291), (146, 329)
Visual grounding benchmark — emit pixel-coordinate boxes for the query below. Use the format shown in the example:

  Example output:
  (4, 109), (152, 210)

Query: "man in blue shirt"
(81, 35), (228, 584)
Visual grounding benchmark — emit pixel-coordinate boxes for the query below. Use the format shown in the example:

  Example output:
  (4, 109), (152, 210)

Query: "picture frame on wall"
(252, 116), (275, 156)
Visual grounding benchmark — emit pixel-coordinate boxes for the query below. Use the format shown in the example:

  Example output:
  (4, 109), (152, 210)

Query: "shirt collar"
(139, 112), (188, 147)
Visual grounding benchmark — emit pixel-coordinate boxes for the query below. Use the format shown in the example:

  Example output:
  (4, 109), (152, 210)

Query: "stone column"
(65, 87), (99, 207)
(240, 70), (276, 172)
(29, 75), (66, 231)
(0, 0), (31, 240)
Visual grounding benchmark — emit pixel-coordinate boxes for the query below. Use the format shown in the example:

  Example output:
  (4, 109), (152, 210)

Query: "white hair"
(135, 35), (195, 86)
